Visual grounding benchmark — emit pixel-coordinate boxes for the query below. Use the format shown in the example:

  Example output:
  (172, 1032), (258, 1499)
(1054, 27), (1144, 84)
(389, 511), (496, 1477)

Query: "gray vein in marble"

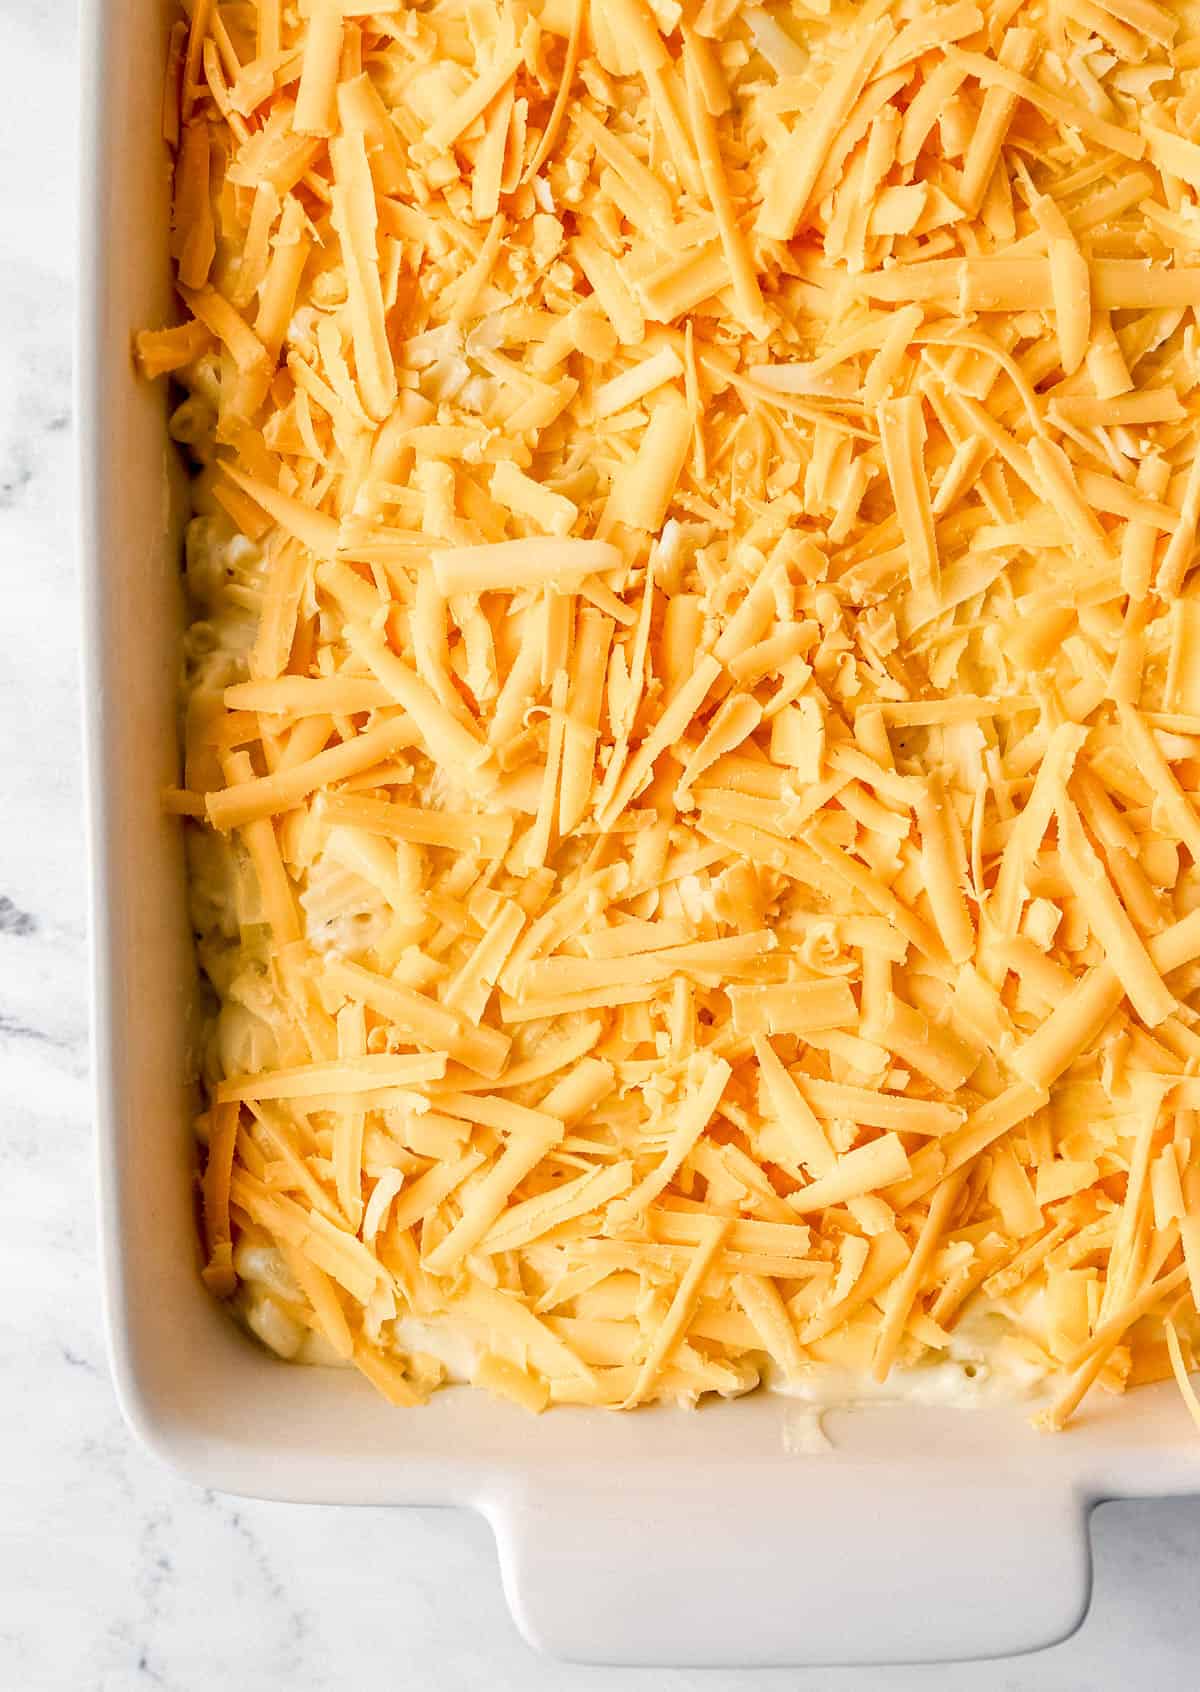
(0, 453), (33, 509)
(0, 896), (38, 935)
(205, 1495), (315, 1674)
(0, 1010), (66, 1047)
(59, 1342), (101, 1376)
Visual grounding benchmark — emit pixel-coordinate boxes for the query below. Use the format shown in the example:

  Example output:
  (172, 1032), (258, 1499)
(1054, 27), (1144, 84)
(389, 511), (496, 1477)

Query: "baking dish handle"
(487, 1473), (1091, 1666)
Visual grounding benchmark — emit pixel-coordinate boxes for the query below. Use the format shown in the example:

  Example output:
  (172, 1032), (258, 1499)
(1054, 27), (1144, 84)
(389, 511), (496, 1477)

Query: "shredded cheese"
(147, 0), (1200, 1427)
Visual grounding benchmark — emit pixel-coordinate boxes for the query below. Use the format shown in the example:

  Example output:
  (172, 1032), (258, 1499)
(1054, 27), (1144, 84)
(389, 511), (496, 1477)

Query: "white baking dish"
(79, 0), (1200, 1666)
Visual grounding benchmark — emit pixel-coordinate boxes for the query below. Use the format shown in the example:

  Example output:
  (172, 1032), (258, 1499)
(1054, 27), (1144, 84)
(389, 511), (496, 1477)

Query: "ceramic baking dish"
(79, 0), (1200, 1665)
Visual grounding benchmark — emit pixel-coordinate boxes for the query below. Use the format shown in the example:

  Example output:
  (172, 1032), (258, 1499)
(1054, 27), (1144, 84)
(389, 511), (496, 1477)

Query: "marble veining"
(0, 896), (39, 936)
(0, 1), (1198, 1686)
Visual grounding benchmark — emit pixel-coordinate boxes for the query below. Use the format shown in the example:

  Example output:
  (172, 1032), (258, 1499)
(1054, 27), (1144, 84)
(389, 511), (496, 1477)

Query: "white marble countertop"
(3, 3), (1199, 1686)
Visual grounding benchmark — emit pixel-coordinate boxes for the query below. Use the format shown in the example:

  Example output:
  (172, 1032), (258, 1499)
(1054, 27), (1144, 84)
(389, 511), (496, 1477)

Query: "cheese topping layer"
(143, 0), (1200, 1425)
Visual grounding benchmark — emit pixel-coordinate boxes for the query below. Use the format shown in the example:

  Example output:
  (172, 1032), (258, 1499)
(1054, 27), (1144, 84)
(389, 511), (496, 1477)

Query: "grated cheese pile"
(139, 0), (1200, 1425)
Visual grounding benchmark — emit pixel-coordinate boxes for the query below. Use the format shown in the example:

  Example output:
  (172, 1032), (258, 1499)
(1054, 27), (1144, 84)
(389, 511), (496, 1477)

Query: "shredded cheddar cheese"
(146, 0), (1200, 1425)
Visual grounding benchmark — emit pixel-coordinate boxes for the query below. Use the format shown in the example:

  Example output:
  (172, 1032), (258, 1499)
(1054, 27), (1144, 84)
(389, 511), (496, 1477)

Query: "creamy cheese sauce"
(768, 1344), (1040, 1413)
(392, 1317), (480, 1384)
